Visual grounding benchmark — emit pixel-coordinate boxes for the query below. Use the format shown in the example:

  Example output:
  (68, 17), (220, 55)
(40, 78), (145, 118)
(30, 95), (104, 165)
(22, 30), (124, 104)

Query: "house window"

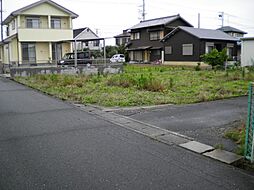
(227, 43), (234, 60)
(205, 42), (214, 53)
(26, 17), (40, 28)
(11, 20), (16, 30)
(21, 43), (36, 62)
(6, 26), (9, 36)
(182, 44), (193, 55)
(133, 51), (142, 61)
(165, 46), (172, 54)
(51, 17), (61, 29)
(131, 32), (140, 40)
(150, 31), (160, 41)
(152, 50), (160, 56)
(93, 40), (99, 47)
(52, 43), (62, 62)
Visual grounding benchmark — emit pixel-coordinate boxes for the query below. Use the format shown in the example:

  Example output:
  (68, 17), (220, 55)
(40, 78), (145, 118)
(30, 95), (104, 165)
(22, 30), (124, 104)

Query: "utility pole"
(218, 12), (224, 27)
(142, 0), (145, 21)
(0, 0), (3, 41)
(198, 13), (200, 28)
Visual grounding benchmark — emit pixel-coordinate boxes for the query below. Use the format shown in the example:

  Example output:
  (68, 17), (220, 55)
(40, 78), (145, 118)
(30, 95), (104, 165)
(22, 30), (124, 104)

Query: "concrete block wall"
(10, 64), (123, 78)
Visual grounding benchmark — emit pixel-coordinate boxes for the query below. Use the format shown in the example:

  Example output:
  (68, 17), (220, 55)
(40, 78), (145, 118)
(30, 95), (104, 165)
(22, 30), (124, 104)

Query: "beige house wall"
(19, 28), (73, 42)
(8, 18), (18, 36)
(9, 38), (19, 64)
(61, 17), (70, 29)
(22, 3), (70, 17)
(36, 43), (50, 63)
(62, 42), (71, 56)
(3, 44), (9, 64)
(40, 16), (48, 29)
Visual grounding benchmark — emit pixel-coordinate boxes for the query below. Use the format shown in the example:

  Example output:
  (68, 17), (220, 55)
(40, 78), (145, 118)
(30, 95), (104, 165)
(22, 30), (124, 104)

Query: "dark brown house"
(127, 14), (193, 63)
(114, 30), (131, 47)
(161, 26), (238, 63)
(217, 26), (247, 61)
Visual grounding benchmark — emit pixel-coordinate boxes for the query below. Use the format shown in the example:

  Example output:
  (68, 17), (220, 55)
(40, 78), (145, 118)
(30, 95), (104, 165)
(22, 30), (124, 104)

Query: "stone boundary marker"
(75, 104), (243, 165)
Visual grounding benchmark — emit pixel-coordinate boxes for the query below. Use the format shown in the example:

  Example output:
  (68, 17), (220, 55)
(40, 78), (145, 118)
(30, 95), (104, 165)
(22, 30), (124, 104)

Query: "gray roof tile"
(129, 14), (192, 30)
(217, 26), (247, 34)
(170, 26), (238, 41)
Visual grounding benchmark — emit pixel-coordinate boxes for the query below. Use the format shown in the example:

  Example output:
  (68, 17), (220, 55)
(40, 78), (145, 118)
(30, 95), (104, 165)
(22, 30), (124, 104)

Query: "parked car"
(57, 51), (91, 66)
(110, 54), (125, 63)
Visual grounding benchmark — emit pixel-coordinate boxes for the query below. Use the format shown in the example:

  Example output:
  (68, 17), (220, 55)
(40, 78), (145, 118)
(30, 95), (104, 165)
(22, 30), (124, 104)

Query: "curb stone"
(74, 104), (243, 165)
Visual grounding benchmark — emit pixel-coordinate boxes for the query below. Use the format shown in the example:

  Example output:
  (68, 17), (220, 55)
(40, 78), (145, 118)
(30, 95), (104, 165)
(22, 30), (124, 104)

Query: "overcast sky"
(3, 0), (254, 44)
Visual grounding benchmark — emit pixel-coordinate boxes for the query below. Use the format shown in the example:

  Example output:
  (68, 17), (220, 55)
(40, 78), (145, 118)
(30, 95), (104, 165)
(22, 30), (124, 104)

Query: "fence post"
(245, 82), (254, 163)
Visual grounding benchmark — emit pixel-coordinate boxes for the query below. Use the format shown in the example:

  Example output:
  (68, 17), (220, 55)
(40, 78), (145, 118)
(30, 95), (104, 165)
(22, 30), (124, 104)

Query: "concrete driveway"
(114, 97), (248, 152)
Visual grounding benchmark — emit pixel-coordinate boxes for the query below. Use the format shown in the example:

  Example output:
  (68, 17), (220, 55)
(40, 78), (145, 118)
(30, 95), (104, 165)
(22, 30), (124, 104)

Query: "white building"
(241, 37), (254, 67)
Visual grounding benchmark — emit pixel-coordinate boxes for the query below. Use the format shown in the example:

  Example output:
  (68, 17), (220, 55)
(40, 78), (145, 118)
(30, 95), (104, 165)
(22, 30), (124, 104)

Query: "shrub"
(201, 48), (228, 69)
(137, 73), (165, 92)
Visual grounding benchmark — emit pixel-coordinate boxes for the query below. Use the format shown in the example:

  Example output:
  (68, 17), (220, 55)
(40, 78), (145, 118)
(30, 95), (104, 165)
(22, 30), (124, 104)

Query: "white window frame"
(26, 17), (40, 28)
(21, 43), (36, 62)
(205, 42), (214, 53)
(150, 31), (160, 41)
(11, 20), (16, 30)
(165, 46), (172, 54)
(51, 17), (61, 29)
(131, 32), (140, 40)
(182, 44), (193, 56)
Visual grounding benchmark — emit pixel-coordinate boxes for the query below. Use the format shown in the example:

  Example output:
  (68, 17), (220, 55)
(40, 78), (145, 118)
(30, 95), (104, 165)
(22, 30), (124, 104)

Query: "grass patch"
(224, 122), (246, 155)
(14, 65), (254, 107)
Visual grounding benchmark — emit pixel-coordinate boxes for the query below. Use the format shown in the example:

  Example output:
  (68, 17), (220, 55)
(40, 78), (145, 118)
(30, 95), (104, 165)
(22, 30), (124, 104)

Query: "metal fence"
(245, 82), (254, 163)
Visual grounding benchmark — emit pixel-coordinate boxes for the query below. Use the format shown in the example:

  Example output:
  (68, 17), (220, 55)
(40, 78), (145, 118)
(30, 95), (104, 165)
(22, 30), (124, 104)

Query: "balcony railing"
(18, 28), (73, 41)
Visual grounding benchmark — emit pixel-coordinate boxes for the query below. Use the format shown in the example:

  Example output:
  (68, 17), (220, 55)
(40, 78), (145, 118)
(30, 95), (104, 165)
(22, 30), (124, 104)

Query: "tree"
(105, 46), (118, 58)
(117, 44), (129, 62)
(201, 48), (228, 69)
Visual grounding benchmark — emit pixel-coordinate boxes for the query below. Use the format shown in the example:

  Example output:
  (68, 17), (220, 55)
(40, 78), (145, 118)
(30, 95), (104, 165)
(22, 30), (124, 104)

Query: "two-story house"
(217, 26), (247, 61)
(217, 26), (247, 38)
(114, 30), (131, 47)
(127, 14), (193, 63)
(2, 0), (78, 65)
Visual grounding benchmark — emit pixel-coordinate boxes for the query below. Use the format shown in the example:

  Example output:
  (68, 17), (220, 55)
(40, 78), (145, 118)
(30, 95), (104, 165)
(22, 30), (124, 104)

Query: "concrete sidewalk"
(0, 77), (254, 189)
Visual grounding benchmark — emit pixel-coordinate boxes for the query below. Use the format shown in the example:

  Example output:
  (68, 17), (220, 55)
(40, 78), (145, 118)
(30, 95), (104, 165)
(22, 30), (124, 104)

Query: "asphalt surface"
(114, 97), (248, 152)
(0, 77), (254, 189)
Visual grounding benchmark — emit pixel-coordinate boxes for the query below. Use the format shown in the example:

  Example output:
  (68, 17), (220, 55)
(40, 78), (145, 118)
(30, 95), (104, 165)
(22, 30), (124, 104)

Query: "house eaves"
(241, 37), (254, 41)
(3, 0), (79, 25)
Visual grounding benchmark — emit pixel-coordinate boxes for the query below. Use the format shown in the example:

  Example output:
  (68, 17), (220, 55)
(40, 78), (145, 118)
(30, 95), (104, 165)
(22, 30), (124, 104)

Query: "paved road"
(0, 77), (254, 189)
(114, 97), (248, 152)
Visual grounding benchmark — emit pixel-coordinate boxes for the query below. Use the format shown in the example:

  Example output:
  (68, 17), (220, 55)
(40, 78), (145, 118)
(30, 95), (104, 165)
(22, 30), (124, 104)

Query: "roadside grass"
(224, 122), (246, 155)
(14, 65), (253, 107)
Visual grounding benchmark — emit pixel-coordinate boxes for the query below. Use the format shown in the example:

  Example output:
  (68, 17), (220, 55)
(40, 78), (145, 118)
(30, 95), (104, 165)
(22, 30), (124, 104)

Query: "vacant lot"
(15, 65), (253, 107)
